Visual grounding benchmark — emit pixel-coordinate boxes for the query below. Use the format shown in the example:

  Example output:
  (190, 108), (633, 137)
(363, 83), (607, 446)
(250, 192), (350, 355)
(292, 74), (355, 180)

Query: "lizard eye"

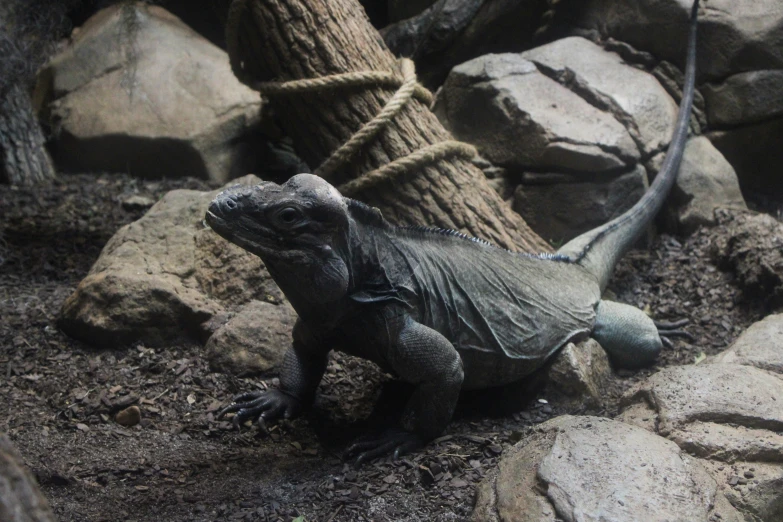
(276, 207), (301, 225)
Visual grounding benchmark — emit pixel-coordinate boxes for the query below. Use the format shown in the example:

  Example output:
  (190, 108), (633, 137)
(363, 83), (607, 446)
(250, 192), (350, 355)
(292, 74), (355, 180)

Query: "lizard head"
(205, 173), (351, 303)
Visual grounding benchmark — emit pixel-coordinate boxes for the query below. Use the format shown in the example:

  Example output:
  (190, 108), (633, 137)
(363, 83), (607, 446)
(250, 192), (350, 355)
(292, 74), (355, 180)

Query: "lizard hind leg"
(592, 300), (663, 369)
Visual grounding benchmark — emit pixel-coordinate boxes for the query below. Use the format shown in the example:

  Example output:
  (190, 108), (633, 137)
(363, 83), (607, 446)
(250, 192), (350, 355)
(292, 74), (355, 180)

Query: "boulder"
(577, 0), (783, 80)
(703, 70), (783, 127)
(709, 314), (783, 375)
(619, 363), (783, 521)
(472, 416), (742, 522)
(433, 38), (693, 242)
(59, 175), (287, 349)
(205, 300), (295, 375)
(710, 210), (783, 309)
(621, 364), (783, 438)
(546, 339), (611, 409)
(513, 167), (647, 244)
(521, 36), (678, 156)
(36, 2), (263, 182)
(434, 53), (639, 173)
(650, 136), (747, 235)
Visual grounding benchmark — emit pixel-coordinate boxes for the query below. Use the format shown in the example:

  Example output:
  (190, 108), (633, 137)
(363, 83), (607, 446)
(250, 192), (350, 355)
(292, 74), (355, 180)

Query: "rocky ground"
(0, 172), (771, 521)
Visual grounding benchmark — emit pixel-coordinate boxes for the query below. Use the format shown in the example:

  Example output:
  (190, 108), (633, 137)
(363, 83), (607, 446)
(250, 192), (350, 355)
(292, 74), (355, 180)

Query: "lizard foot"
(217, 389), (302, 430)
(344, 428), (423, 465)
(655, 318), (694, 348)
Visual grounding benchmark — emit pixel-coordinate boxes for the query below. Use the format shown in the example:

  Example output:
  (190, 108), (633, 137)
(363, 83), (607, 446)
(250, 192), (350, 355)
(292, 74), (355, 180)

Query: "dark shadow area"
(52, 133), (210, 180)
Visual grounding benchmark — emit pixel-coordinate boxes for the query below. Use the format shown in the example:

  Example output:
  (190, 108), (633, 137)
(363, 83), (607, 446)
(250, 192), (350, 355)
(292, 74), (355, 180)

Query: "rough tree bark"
(0, 434), (56, 522)
(0, 1), (58, 186)
(226, 0), (550, 253)
(0, 84), (57, 186)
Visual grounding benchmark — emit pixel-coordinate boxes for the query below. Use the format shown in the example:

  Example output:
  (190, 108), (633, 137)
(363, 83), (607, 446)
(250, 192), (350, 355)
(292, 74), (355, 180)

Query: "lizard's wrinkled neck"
(342, 215), (415, 306)
(258, 223), (354, 325)
(345, 218), (386, 287)
(264, 254), (349, 327)
(263, 202), (410, 326)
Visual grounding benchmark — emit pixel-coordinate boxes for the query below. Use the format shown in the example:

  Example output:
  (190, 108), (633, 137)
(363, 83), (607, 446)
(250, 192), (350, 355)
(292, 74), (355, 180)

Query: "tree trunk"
(0, 434), (56, 522)
(226, 0), (550, 253)
(0, 83), (56, 186)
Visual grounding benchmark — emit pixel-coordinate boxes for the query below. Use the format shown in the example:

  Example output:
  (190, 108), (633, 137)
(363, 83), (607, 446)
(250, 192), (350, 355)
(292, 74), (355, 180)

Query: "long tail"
(556, 0), (699, 291)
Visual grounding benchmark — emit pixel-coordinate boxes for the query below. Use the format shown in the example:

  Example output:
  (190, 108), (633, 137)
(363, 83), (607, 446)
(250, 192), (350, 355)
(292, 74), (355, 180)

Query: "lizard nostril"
(222, 197), (238, 213)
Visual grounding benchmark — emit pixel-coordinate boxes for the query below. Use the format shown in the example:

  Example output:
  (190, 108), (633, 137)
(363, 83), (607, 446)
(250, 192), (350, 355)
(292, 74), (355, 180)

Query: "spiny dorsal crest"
(399, 224), (495, 247)
(345, 198), (388, 228)
(346, 198), (570, 262)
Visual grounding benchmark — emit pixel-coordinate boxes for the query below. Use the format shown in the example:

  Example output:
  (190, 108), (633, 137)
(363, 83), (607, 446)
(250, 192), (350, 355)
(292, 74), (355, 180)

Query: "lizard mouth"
(204, 208), (286, 260)
(204, 210), (233, 241)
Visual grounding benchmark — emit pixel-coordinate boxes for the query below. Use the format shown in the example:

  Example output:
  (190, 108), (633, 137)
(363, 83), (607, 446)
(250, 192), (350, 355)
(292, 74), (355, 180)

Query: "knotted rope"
(338, 140), (476, 196)
(253, 57), (477, 195)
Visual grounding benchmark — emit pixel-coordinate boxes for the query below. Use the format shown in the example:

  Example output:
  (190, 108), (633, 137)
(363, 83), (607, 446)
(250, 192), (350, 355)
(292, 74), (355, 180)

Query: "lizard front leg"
(218, 319), (328, 429)
(347, 316), (464, 463)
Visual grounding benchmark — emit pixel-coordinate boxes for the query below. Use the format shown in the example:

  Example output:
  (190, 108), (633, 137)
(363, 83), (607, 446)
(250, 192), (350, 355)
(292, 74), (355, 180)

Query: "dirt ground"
(0, 173), (767, 521)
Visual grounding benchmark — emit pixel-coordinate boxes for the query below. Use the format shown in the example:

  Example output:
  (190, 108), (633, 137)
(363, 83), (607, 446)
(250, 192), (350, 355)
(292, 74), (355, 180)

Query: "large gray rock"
(472, 416), (742, 522)
(578, 0), (783, 81)
(434, 38), (693, 242)
(651, 136), (747, 234)
(710, 314), (783, 375)
(702, 72), (783, 208)
(434, 53), (640, 173)
(59, 175), (287, 352)
(619, 363), (783, 521)
(521, 36), (678, 156)
(37, 3), (262, 182)
(622, 364), (783, 438)
(575, 1), (783, 209)
(703, 70), (783, 127)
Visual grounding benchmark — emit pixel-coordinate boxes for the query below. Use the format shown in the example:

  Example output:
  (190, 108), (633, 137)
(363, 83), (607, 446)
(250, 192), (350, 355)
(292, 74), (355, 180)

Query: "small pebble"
(116, 405), (142, 427)
(744, 471), (754, 479)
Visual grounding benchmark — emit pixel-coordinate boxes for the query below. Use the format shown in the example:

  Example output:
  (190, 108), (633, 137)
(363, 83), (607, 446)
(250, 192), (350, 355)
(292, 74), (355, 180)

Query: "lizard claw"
(216, 389), (302, 429)
(654, 318), (689, 330)
(344, 428), (423, 465)
(655, 317), (694, 343)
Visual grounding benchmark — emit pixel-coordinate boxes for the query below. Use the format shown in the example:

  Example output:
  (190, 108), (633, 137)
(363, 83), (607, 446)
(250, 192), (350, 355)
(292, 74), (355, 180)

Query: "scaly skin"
(207, 0), (700, 462)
